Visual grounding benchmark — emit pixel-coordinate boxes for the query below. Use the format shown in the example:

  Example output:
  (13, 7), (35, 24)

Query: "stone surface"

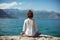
(0, 34), (60, 40)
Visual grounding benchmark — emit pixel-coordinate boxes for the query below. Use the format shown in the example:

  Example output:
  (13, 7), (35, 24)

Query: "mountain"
(3, 9), (27, 18)
(0, 9), (60, 19)
(33, 11), (60, 19)
(0, 9), (13, 18)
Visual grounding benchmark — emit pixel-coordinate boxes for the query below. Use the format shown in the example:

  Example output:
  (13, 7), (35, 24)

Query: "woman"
(21, 10), (41, 37)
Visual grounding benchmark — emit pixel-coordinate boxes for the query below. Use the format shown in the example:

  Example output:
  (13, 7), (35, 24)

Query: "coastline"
(0, 34), (60, 40)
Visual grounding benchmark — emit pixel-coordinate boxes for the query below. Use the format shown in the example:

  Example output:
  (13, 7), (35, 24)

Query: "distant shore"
(0, 34), (60, 40)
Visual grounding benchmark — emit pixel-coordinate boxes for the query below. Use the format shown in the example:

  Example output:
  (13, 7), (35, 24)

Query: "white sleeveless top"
(22, 18), (37, 36)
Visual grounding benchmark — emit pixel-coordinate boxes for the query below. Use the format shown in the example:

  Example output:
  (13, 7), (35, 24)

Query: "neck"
(28, 18), (32, 19)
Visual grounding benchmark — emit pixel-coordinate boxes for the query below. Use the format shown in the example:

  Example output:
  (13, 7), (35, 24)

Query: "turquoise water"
(0, 19), (60, 37)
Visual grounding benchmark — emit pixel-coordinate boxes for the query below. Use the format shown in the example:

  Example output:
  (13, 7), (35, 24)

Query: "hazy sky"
(0, 0), (60, 13)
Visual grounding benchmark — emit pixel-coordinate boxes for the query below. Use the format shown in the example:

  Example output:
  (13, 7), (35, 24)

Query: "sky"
(0, 0), (60, 13)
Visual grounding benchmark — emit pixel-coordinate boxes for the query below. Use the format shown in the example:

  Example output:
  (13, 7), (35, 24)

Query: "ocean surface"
(0, 19), (60, 37)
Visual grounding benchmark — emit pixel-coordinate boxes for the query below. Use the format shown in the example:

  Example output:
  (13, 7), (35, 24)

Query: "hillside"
(0, 9), (13, 18)
(0, 9), (60, 19)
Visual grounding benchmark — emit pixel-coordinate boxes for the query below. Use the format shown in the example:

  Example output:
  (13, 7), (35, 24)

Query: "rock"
(0, 34), (60, 40)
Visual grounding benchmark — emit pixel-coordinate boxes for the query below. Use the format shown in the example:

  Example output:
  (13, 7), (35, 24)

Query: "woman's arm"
(22, 21), (26, 33)
(33, 21), (38, 32)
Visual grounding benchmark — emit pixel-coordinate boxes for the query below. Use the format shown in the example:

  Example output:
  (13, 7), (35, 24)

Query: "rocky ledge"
(0, 34), (60, 40)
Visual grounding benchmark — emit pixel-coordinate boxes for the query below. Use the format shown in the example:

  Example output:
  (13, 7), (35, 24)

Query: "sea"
(0, 18), (60, 37)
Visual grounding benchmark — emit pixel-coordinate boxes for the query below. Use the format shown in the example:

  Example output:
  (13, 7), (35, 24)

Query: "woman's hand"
(21, 32), (25, 35)
(34, 31), (41, 36)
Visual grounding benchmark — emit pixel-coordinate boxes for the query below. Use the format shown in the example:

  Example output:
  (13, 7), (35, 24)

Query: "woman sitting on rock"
(21, 10), (41, 37)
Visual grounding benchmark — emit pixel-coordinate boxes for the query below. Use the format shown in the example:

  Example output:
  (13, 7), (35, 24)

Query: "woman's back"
(23, 18), (37, 36)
